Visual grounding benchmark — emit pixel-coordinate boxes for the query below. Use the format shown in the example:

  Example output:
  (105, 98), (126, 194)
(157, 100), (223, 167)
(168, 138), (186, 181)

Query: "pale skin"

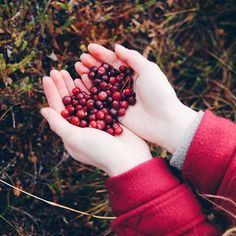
(41, 44), (197, 176)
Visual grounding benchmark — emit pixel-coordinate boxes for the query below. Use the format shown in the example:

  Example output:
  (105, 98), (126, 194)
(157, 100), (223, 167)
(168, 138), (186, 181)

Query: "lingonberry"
(112, 100), (120, 109)
(72, 99), (79, 106)
(72, 87), (81, 95)
(79, 98), (86, 105)
(97, 120), (106, 130)
(109, 77), (116, 84)
(71, 116), (80, 126)
(86, 99), (94, 109)
(112, 91), (122, 100)
(95, 100), (103, 109)
(114, 126), (123, 135)
(118, 108), (126, 116)
(119, 65), (127, 73)
(79, 120), (88, 128)
(76, 109), (86, 118)
(61, 109), (70, 118)
(76, 93), (84, 99)
(128, 96), (136, 105)
(105, 115), (113, 124)
(101, 108), (108, 115)
(106, 128), (114, 135)
(96, 110), (105, 120)
(89, 120), (97, 128)
(98, 91), (107, 101)
(97, 66), (106, 75)
(75, 104), (83, 111)
(90, 86), (99, 95)
(120, 100), (129, 109)
(62, 96), (72, 105)
(89, 114), (96, 121)
(66, 105), (75, 114)
(124, 87), (132, 96)
(110, 108), (117, 117)
(99, 81), (108, 90)
(88, 71), (95, 79)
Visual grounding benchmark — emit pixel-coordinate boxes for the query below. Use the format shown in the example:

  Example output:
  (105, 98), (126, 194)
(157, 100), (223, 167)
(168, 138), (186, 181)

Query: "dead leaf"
(13, 180), (22, 197)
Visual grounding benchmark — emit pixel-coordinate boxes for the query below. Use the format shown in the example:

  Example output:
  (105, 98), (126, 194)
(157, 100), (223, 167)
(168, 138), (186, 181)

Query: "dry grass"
(0, 0), (236, 235)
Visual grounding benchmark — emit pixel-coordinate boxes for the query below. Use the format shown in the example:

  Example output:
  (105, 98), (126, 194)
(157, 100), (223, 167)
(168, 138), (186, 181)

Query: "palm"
(42, 70), (152, 176)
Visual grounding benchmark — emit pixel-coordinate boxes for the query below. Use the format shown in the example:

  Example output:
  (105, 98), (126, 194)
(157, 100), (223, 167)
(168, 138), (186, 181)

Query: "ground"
(0, 0), (235, 235)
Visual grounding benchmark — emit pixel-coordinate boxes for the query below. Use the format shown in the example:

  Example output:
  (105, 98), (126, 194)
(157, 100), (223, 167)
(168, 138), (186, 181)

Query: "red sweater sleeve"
(106, 158), (219, 235)
(182, 110), (236, 220)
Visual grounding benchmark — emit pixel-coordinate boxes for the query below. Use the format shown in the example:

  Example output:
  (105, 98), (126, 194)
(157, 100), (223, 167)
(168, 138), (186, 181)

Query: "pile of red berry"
(61, 64), (136, 136)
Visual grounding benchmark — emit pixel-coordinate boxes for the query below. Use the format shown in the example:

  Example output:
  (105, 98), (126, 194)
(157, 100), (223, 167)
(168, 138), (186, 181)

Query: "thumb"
(41, 107), (74, 139)
(114, 44), (148, 72)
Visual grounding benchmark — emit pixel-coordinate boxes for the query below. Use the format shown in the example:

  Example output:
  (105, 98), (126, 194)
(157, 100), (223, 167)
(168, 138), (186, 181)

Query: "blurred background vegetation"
(0, 0), (235, 235)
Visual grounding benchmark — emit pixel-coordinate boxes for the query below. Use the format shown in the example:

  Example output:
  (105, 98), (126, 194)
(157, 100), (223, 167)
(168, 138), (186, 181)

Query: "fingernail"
(40, 108), (48, 118)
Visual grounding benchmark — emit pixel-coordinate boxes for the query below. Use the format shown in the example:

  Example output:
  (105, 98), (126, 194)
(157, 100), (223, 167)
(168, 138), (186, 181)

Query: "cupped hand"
(75, 44), (197, 153)
(41, 70), (152, 176)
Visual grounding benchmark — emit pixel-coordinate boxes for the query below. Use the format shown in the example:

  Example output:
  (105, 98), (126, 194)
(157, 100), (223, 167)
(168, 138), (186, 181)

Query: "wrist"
(108, 152), (153, 177)
(162, 102), (198, 154)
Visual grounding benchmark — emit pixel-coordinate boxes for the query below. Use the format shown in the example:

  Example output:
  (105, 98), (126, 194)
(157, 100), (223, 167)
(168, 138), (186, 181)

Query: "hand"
(75, 44), (197, 153)
(41, 70), (152, 176)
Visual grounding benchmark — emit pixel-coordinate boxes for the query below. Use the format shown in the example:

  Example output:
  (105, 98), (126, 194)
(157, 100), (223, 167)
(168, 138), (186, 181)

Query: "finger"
(80, 53), (101, 68)
(74, 79), (90, 93)
(74, 61), (89, 76)
(50, 69), (70, 98)
(114, 44), (148, 72)
(81, 74), (93, 90)
(87, 43), (119, 67)
(42, 76), (65, 112)
(40, 107), (76, 139)
(60, 70), (76, 95)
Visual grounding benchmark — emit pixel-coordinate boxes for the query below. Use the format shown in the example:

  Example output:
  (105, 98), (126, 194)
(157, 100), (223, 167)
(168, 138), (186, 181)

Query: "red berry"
(86, 99), (94, 109)
(90, 86), (99, 95)
(99, 81), (107, 90)
(61, 109), (70, 118)
(114, 126), (123, 135)
(72, 87), (81, 95)
(112, 100), (120, 109)
(113, 123), (120, 129)
(97, 66), (106, 75)
(109, 76), (116, 84)
(110, 108), (117, 117)
(118, 108), (126, 116)
(72, 99), (79, 106)
(66, 105), (75, 114)
(105, 115), (113, 124)
(112, 91), (122, 100)
(79, 120), (88, 128)
(71, 116), (80, 126)
(62, 96), (72, 105)
(79, 98), (86, 105)
(124, 87), (131, 96)
(89, 120), (97, 128)
(76, 109), (86, 118)
(90, 108), (98, 114)
(98, 91), (107, 101)
(97, 120), (106, 130)
(120, 100), (129, 109)
(76, 93), (84, 99)
(88, 71), (95, 79)
(89, 114), (96, 121)
(95, 100), (103, 109)
(106, 128), (114, 135)
(128, 96), (136, 105)
(96, 110), (105, 120)
(119, 65), (127, 73)
(75, 104), (83, 111)
(101, 108), (108, 115)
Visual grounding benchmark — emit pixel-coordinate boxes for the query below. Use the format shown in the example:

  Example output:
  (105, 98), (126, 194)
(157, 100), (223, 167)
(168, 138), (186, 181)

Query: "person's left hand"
(41, 70), (152, 176)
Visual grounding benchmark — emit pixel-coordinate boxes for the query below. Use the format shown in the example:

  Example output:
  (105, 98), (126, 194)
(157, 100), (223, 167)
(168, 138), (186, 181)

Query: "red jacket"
(106, 111), (236, 235)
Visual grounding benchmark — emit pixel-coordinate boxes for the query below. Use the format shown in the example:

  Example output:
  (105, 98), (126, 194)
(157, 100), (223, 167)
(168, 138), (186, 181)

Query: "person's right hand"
(75, 44), (197, 153)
